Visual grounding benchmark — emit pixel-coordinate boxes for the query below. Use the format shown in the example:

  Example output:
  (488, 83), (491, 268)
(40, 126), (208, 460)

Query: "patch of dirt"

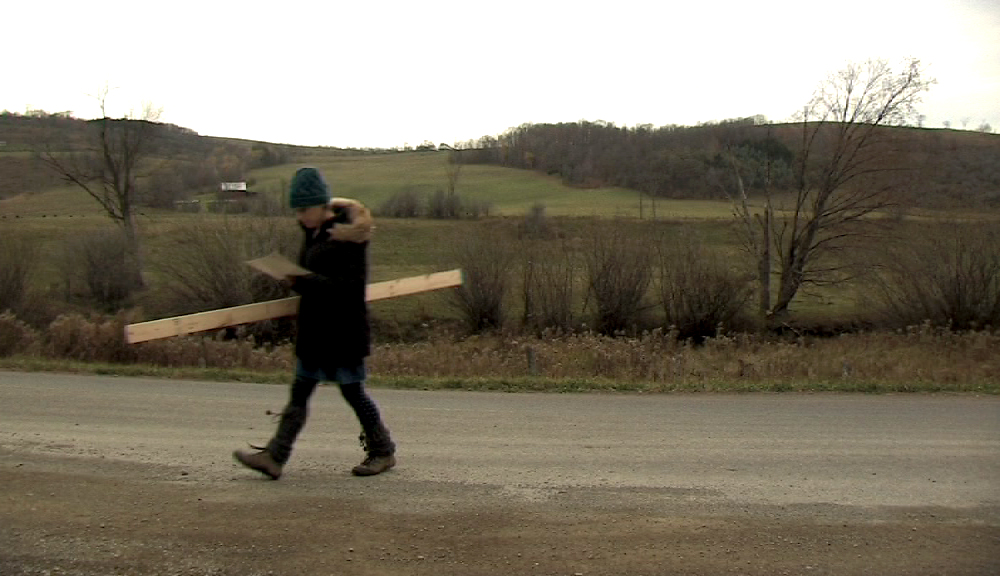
(2, 451), (998, 576)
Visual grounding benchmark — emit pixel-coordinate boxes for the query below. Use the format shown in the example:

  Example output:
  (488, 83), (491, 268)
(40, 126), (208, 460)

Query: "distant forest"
(456, 118), (1000, 210)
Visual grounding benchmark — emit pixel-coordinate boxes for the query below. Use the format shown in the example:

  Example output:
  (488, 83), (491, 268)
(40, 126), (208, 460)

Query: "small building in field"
(219, 182), (254, 199)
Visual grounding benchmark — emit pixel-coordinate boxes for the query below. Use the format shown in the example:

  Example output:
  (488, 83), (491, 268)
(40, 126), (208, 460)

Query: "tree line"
(457, 116), (787, 199)
(454, 117), (998, 211)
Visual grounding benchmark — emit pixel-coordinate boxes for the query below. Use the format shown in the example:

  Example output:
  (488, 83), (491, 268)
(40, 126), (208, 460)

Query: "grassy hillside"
(242, 152), (737, 219)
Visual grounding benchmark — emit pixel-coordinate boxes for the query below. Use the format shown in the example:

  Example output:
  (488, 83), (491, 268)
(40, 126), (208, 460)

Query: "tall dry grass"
(9, 311), (292, 371)
(370, 325), (999, 391)
(2, 311), (996, 391)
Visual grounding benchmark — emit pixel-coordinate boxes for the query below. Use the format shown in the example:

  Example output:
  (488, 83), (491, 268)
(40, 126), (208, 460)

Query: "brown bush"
(134, 334), (293, 372)
(29, 310), (291, 370)
(428, 190), (462, 219)
(60, 230), (135, 312)
(378, 188), (423, 218)
(521, 239), (577, 333)
(519, 202), (551, 239)
(153, 215), (298, 343)
(0, 311), (41, 357)
(870, 221), (1000, 329)
(582, 221), (653, 334)
(0, 234), (37, 314)
(142, 167), (188, 209)
(45, 313), (136, 363)
(656, 233), (753, 340)
(448, 225), (516, 332)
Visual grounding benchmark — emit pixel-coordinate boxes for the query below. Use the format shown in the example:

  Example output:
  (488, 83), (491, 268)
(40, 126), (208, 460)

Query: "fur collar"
(327, 197), (373, 243)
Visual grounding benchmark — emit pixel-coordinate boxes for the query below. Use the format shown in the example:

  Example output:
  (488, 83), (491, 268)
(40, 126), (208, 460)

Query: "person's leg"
(336, 365), (395, 476)
(264, 371), (320, 464)
(340, 382), (395, 453)
(234, 362), (321, 479)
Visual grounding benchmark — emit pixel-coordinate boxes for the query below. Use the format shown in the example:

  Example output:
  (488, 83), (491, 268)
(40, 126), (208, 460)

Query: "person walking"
(234, 167), (395, 479)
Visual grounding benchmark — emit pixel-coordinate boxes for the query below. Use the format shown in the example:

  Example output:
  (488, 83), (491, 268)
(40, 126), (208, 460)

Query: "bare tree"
(728, 58), (934, 322)
(726, 143), (774, 320)
(445, 148), (463, 196)
(38, 87), (162, 288)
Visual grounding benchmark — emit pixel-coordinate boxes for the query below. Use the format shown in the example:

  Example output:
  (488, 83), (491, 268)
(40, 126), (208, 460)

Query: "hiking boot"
(351, 453), (396, 476)
(233, 448), (283, 480)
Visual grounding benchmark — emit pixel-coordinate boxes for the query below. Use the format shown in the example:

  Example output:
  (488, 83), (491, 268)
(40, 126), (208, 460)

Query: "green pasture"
(246, 152), (737, 219)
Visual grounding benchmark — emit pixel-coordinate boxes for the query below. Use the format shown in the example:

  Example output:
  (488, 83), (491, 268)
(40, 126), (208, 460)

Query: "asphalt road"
(1, 370), (999, 575)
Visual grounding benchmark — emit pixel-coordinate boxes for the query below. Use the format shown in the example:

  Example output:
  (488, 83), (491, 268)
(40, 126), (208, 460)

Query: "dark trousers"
(266, 368), (394, 464)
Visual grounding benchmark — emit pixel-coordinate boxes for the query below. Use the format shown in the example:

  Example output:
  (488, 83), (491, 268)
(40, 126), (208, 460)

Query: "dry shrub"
(465, 199), (493, 219)
(134, 335), (292, 372)
(448, 226), (516, 332)
(45, 313), (136, 363)
(34, 310), (292, 370)
(582, 221), (653, 334)
(871, 221), (1000, 329)
(0, 311), (41, 356)
(521, 239), (576, 333)
(520, 202), (551, 239)
(0, 235), (38, 314)
(428, 190), (462, 219)
(657, 234), (753, 340)
(153, 215), (298, 343)
(60, 230), (135, 312)
(378, 188), (423, 218)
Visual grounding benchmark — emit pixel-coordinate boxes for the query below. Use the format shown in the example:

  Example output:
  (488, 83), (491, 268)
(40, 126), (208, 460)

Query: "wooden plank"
(125, 269), (463, 344)
(125, 298), (300, 344)
(366, 268), (464, 302)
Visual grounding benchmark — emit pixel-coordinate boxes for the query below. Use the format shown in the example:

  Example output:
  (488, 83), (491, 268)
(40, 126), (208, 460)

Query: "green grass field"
(239, 152), (739, 219)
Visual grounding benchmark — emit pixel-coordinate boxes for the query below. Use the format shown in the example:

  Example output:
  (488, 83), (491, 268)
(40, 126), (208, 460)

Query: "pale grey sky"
(4, 0), (998, 148)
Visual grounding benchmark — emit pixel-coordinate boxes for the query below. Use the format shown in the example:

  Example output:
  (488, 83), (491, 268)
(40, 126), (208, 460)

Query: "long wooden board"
(125, 269), (463, 344)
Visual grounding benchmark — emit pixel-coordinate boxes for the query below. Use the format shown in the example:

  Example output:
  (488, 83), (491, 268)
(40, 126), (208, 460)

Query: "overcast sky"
(4, 0), (998, 148)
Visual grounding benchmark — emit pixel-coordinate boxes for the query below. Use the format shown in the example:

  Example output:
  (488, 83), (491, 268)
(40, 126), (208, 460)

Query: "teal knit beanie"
(289, 167), (331, 209)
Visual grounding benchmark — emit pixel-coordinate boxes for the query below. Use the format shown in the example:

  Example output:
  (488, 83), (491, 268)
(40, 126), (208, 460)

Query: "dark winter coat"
(291, 198), (372, 366)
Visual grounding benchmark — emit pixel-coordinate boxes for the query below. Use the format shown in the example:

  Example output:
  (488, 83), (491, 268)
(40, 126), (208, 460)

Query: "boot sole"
(351, 456), (396, 476)
(233, 451), (282, 480)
